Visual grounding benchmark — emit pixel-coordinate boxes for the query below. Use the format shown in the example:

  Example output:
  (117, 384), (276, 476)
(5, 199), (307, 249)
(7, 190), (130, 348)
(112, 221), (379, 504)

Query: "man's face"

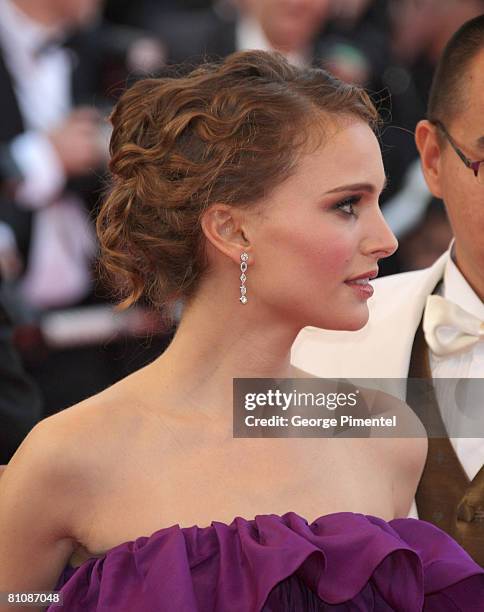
(50, 0), (102, 28)
(436, 49), (484, 294)
(243, 0), (330, 53)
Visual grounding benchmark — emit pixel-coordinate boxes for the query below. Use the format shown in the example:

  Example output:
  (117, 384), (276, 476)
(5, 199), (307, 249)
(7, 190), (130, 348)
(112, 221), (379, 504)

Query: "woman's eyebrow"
(324, 177), (388, 195)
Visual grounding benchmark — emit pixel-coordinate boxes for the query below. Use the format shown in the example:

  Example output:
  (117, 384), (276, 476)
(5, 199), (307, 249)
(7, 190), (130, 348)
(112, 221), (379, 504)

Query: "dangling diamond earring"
(240, 252), (248, 304)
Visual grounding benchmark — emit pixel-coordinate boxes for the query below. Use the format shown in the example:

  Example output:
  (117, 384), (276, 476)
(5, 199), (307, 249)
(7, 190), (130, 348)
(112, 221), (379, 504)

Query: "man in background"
(0, 0), (169, 418)
(150, 0), (332, 67)
(0, 276), (41, 465)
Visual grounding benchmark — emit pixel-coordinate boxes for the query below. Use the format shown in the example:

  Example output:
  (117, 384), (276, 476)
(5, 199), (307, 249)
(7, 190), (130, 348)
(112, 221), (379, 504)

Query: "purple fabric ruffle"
(48, 512), (484, 611)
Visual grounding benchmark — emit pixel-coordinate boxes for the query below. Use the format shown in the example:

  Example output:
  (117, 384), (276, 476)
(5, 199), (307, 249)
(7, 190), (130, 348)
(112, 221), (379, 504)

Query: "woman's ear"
(415, 119), (444, 199)
(200, 204), (251, 264)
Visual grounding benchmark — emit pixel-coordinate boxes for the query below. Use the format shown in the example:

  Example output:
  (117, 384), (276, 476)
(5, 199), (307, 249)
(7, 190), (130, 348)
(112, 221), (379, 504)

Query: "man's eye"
(336, 196), (361, 215)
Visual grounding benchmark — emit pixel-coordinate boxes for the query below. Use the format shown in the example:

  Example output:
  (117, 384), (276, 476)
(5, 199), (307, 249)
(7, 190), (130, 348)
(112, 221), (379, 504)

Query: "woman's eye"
(335, 196), (361, 216)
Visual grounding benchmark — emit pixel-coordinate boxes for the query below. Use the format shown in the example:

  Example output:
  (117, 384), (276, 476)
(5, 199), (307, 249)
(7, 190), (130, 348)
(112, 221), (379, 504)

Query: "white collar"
(0, 0), (60, 57)
(442, 241), (484, 320)
(235, 15), (310, 68)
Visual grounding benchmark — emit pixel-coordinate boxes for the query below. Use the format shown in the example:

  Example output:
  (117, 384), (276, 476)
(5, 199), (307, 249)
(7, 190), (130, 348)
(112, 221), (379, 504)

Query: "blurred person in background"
(318, 0), (388, 87)
(0, 272), (41, 465)
(234, 0), (331, 64)
(0, 0), (169, 417)
(144, 0), (333, 68)
(103, 0), (214, 28)
(0, 0), (108, 415)
(1, 160), (41, 464)
(293, 15), (484, 567)
(0, 0), (106, 309)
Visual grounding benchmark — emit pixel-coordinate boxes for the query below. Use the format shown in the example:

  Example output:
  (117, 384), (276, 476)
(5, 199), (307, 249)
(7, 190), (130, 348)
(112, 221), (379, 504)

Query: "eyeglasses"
(432, 120), (484, 184)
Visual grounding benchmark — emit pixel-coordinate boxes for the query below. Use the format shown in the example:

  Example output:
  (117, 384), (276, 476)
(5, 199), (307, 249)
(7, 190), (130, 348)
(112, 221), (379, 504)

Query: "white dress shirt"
(428, 250), (484, 482)
(0, 0), (96, 308)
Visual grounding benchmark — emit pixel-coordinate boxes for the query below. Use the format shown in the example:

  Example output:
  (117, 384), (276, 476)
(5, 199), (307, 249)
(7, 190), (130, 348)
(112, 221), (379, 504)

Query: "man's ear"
(200, 204), (252, 264)
(415, 119), (444, 199)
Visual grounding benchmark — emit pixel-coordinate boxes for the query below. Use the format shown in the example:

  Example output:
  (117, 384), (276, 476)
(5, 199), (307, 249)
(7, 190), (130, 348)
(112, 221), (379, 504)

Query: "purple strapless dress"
(48, 512), (484, 611)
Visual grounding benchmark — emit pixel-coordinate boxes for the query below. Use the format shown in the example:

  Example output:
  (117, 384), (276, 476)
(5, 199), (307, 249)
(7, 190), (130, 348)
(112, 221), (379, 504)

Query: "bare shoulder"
(3, 404), (100, 496)
(0, 413), (95, 601)
(360, 387), (428, 454)
(6, 371), (150, 501)
(359, 387), (428, 517)
(43, 375), (149, 471)
(290, 365), (317, 378)
(0, 395), (113, 523)
(0, 369), (159, 603)
(41, 357), (175, 471)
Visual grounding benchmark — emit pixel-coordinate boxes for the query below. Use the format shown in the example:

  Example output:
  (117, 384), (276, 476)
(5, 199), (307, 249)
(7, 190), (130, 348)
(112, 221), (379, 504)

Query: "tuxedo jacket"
(0, 285), (42, 464)
(0, 23), (136, 264)
(291, 251), (449, 378)
(0, 31), (109, 459)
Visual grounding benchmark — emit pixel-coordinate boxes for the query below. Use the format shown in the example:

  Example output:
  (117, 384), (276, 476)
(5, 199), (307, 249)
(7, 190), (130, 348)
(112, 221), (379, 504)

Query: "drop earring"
(239, 252), (248, 304)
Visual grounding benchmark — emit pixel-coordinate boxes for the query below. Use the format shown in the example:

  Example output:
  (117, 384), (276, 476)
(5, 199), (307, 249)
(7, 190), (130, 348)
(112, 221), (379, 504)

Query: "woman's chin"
(343, 315), (369, 331)
(307, 308), (369, 332)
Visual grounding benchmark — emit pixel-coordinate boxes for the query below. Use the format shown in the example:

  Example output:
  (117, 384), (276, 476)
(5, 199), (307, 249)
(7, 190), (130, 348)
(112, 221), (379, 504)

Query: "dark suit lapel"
(0, 48), (25, 140)
(204, 18), (236, 60)
(0, 46), (32, 260)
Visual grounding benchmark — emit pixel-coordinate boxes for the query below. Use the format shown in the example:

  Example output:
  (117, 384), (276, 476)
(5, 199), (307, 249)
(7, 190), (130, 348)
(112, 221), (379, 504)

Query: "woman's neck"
(149, 292), (302, 416)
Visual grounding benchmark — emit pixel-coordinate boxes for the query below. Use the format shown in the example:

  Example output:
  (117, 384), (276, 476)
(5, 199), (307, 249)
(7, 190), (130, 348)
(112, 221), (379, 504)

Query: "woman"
(0, 51), (482, 611)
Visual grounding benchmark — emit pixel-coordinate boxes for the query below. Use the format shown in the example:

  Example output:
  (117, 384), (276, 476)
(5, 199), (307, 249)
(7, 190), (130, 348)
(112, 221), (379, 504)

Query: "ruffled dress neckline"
(50, 511), (484, 611)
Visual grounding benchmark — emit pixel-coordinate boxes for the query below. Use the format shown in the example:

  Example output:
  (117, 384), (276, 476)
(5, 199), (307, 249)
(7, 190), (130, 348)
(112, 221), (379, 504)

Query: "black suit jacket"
(0, 22), (141, 263)
(0, 26), (120, 451)
(0, 283), (42, 464)
(0, 33), (102, 263)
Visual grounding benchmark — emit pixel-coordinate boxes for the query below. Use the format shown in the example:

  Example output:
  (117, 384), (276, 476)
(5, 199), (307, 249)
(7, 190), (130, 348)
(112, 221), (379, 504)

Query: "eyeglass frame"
(431, 119), (484, 180)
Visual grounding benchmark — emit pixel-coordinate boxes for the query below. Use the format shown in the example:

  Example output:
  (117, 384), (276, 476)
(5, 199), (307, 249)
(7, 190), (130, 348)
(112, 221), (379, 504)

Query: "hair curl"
(97, 50), (378, 314)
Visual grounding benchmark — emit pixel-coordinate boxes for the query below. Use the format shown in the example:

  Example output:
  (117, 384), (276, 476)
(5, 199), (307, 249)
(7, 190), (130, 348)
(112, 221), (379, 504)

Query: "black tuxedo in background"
(0, 283), (42, 465)
(0, 24), (172, 417)
(0, 27), (110, 422)
(0, 24), (124, 261)
(0, 48), (33, 264)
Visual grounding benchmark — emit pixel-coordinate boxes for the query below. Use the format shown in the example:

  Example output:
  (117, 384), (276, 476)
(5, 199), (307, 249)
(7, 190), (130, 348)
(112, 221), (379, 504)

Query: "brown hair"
(97, 50), (378, 314)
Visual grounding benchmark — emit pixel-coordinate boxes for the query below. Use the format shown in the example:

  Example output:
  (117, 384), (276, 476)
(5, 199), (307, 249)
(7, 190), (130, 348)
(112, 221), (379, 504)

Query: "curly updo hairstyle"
(97, 50), (379, 314)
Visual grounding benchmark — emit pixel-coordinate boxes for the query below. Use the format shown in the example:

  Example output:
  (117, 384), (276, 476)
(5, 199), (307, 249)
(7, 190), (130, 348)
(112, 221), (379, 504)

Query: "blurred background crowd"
(1, 0), (483, 463)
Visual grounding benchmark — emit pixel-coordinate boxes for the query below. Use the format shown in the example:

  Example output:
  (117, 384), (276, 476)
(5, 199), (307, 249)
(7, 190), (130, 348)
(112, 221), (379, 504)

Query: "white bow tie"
(423, 295), (484, 357)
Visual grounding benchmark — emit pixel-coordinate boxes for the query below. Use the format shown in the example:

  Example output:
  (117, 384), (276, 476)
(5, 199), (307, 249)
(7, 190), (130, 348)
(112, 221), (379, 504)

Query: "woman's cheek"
(316, 237), (354, 280)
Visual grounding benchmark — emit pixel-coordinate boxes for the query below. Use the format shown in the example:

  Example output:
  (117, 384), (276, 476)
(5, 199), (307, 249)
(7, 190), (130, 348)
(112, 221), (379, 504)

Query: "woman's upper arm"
(0, 417), (81, 611)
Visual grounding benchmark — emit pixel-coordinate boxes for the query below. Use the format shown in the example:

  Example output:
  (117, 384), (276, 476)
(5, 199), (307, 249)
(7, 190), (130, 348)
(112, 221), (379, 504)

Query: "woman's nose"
(363, 210), (399, 260)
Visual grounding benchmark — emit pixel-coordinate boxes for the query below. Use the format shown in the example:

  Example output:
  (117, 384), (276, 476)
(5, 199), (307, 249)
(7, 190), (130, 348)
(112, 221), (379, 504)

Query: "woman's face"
(246, 119), (397, 331)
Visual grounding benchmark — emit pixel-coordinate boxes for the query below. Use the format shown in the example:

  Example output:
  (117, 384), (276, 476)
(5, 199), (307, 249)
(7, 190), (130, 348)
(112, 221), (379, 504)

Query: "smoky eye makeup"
(333, 194), (362, 216)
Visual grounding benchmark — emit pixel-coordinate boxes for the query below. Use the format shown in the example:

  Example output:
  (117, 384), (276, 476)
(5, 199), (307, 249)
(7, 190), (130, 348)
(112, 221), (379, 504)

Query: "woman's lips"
(344, 277), (374, 299)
